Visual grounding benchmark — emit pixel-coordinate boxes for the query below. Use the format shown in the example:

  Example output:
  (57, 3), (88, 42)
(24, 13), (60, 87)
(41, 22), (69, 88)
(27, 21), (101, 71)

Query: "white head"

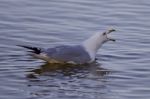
(100, 28), (116, 44)
(82, 28), (116, 61)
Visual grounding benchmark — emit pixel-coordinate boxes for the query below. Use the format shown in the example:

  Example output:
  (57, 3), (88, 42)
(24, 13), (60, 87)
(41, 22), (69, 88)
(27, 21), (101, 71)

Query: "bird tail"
(17, 45), (41, 54)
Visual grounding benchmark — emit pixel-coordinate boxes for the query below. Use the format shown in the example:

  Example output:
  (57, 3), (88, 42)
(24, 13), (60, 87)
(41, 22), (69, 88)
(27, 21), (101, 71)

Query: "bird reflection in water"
(26, 62), (110, 79)
(26, 62), (111, 98)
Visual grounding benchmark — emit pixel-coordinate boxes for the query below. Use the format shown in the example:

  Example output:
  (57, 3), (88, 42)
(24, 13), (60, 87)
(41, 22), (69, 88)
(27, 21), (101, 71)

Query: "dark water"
(0, 0), (150, 99)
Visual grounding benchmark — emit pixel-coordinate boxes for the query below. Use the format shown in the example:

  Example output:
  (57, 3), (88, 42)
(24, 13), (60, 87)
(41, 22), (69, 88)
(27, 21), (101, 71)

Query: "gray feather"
(44, 45), (91, 64)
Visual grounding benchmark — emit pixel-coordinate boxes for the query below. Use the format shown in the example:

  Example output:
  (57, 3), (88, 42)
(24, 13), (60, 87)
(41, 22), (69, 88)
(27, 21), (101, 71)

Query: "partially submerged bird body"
(18, 28), (116, 64)
(19, 45), (91, 64)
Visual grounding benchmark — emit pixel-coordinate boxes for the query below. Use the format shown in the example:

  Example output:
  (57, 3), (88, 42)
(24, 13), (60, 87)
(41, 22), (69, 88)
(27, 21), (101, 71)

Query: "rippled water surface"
(0, 0), (150, 99)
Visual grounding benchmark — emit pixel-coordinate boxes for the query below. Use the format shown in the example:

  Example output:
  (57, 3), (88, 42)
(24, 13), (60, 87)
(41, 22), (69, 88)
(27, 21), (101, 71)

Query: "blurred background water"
(0, 0), (150, 99)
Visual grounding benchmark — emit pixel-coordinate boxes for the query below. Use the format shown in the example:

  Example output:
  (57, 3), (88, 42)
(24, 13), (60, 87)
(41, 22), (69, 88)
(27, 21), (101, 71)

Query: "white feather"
(82, 32), (106, 61)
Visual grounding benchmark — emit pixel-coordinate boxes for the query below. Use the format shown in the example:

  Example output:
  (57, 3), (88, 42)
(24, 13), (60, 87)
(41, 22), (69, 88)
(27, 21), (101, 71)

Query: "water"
(0, 0), (150, 99)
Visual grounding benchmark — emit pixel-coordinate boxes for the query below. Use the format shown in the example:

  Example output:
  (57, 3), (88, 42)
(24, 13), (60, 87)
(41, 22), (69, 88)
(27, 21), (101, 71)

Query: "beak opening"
(106, 28), (116, 42)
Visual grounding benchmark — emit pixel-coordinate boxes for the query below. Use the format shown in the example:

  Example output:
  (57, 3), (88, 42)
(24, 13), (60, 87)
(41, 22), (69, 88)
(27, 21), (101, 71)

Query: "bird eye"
(103, 32), (106, 35)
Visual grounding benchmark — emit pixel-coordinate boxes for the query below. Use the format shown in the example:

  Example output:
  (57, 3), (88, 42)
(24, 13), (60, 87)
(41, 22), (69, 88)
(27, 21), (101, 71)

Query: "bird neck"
(82, 33), (105, 57)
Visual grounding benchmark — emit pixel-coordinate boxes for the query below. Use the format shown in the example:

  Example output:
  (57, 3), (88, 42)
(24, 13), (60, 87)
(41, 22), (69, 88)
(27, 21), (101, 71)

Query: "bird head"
(101, 28), (116, 43)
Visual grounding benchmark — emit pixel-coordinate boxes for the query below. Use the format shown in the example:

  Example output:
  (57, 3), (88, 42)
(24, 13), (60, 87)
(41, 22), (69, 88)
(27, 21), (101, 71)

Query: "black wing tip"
(16, 45), (29, 48)
(17, 45), (41, 54)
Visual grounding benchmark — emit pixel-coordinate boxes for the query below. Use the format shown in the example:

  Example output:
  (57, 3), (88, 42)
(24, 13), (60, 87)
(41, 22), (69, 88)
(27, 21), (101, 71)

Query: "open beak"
(107, 28), (116, 42)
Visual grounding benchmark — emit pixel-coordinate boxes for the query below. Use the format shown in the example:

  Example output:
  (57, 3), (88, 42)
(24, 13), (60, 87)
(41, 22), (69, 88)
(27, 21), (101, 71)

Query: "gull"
(18, 28), (116, 64)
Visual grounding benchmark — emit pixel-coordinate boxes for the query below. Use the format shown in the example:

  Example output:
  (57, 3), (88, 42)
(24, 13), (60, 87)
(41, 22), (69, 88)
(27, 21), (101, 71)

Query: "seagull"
(18, 28), (116, 64)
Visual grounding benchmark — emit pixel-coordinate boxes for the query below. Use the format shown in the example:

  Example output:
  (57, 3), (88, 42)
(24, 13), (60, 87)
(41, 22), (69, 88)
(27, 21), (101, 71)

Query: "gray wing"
(44, 45), (91, 64)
